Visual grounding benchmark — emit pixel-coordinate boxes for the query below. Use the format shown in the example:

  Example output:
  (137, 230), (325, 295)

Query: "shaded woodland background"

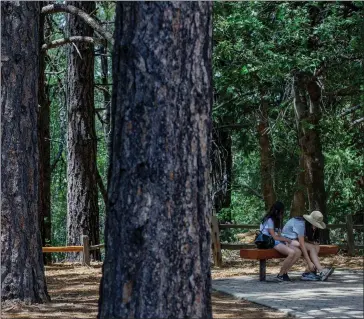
(40, 2), (364, 255)
(1, 1), (363, 316)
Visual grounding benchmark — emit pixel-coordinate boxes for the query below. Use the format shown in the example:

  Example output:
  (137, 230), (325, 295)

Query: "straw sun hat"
(303, 210), (326, 229)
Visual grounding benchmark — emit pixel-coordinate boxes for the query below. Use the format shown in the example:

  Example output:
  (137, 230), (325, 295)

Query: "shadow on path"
(213, 269), (363, 319)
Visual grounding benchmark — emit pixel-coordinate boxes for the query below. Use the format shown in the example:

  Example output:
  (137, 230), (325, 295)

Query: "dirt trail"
(2, 253), (362, 319)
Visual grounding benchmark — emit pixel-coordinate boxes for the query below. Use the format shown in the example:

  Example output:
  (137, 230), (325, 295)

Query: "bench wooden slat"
(240, 245), (339, 260)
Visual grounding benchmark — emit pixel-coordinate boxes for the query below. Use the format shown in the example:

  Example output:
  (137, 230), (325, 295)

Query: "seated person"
(259, 201), (301, 281)
(281, 211), (334, 281)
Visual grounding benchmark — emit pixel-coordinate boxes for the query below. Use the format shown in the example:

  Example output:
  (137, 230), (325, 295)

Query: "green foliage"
(45, 3), (115, 260)
(322, 116), (364, 223)
(213, 1), (364, 245)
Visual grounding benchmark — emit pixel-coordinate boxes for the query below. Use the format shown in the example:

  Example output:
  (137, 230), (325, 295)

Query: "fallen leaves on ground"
(2, 253), (362, 319)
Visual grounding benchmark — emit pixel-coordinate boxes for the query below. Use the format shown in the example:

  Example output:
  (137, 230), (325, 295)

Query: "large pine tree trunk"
(38, 5), (52, 264)
(257, 96), (276, 210)
(293, 72), (329, 242)
(98, 2), (213, 318)
(1, 1), (50, 303)
(66, 1), (100, 260)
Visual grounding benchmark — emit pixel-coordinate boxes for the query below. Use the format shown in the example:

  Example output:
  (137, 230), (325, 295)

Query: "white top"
(281, 217), (305, 239)
(259, 218), (275, 236)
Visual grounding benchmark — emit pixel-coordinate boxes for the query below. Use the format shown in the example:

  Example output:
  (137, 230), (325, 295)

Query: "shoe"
(319, 267), (334, 281)
(283, 273), (291, 281)
(301, 272), (320, 281)
(276, 274), (284, 282)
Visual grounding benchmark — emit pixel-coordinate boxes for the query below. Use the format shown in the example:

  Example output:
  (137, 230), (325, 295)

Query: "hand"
(287, 239), (292, 244)
(308, 262), (316, 272)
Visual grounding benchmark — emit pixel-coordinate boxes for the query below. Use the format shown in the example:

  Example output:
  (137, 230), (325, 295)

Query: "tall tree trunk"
(257, 96), (276, 210)
(290, 156), (307, 217)
(1, 1), (50, 303)
(293, 72), (329, 242)
(305, 77), (329, 242)
(98, 2), (213, 318)
(100, 43), (112, 160)
(211, 125), (232, 219)
(66, 1), (100, 260)
(38, 4), (52, 265)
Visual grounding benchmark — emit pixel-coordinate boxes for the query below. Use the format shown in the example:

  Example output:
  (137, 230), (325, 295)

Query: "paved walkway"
(213, 269), (363, 319)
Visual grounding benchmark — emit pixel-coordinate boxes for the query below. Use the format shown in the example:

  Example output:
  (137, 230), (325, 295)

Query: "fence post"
(346, 215), (355, 256)
(211, 215), (222, 267)
(81, 235), (90, 266)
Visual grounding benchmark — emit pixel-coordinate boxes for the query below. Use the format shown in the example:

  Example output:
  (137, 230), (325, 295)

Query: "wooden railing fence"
(42, 235), (105, 266)
(211, 214), (364, 267)
(42, 215), (363, 267)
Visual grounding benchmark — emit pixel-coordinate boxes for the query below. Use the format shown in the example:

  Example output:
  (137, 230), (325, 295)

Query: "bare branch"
(95, 85), (111, 95)
(41, 4), (114, 44)
(340, 104), (362, 117)
(352, 117), (364, 126)
(42, 36), (104, 51)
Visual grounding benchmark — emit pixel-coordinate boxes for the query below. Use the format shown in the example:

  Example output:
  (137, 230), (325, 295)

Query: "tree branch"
(41, 4), (114, 44)
(340, 104), (362, 117)
(42, 36), (104, 51)
(96, 169), (108, 206)
(352, 117), (364, 126)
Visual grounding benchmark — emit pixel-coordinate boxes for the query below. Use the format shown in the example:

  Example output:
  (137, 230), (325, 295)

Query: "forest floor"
(1, 253), (362, 319)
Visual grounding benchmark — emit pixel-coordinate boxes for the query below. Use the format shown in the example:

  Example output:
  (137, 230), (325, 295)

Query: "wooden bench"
(240, 245), (339, 281)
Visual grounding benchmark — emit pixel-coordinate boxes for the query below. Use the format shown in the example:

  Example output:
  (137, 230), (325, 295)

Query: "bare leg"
(304, 242), (323, 272)
(286, 246), (302, 270)
(290, 240), (300, 247)
(274, 244), (296, 275)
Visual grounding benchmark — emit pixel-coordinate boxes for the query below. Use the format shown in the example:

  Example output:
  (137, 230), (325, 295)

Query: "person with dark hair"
(281, 211), (334, 281)
(259, 201), (302, 282)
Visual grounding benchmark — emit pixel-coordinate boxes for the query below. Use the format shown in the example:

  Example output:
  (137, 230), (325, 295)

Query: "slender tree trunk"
(305, 77), (329, 242)
(99, 2), (213, 318)
(38, 4), (52, 265)
(211, 125), (232, 218)
(293, 72), (329, 242)
(1, 1), (49, 303)
(66, 1), (100, 260)
(100, 43), (112, 160)
(290, 156), (307, 217)
(257, 96), (276, 210)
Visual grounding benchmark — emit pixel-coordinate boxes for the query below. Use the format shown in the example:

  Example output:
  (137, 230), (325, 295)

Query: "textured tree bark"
(290, 156), (306, 217)
(98, 2), (213, 318)
(1, 1), (50, 303)
(38, 4), (52, 265)
(257, 96), (276, 210)
(293, 72), (329, 242)
(66, 1), (100, 260)
(304, 77), (329, 243)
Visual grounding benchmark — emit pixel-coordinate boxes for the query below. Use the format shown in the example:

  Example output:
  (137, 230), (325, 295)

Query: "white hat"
(303, 210), (326, 229)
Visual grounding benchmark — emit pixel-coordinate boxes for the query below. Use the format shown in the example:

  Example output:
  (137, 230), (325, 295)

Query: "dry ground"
(1, 253), (362, 319)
